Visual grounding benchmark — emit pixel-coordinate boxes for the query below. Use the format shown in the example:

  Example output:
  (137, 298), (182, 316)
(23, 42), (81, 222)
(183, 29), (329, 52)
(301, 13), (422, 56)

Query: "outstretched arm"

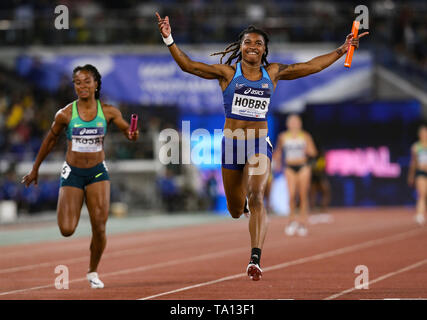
(270, 32), (369, 82)
(156, 13), (232, 81)
(21, 109), (68, 187)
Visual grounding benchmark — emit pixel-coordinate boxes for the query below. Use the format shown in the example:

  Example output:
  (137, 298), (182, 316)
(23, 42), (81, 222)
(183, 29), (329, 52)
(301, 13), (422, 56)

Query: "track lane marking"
(138, 228), (425, 300)
(324, 258), (427, 300)
(1, 228), (424, 298)
(0, 246), (252, 296)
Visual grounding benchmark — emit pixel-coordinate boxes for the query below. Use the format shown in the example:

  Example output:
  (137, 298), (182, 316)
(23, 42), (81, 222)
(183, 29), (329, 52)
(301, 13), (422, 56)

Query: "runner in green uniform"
(22, 64), (139, 288)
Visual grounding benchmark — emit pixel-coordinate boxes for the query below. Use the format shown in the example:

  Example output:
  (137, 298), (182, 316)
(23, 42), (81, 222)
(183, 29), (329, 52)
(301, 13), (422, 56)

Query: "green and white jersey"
(66, 100), (107, 153)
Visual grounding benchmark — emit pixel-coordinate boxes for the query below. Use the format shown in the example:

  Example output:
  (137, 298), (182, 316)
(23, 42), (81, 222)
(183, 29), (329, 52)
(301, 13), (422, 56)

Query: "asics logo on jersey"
(79, 128), (98, 135)
(244, 88), (264, 96)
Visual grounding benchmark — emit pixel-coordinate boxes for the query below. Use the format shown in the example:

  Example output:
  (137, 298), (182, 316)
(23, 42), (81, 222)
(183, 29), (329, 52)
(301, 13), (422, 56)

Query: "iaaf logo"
(244, 88), (264, 96)
(79, 128), (99, 135)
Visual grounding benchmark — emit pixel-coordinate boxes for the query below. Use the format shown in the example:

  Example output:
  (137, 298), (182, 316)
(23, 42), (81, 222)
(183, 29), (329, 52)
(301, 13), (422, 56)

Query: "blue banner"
(16, 50), (372, 113)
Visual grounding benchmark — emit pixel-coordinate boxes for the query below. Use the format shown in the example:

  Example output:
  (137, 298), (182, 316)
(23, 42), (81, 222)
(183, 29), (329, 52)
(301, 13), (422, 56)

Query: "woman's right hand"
(155, 12), (171, 38)
(21, 169), (38, 187)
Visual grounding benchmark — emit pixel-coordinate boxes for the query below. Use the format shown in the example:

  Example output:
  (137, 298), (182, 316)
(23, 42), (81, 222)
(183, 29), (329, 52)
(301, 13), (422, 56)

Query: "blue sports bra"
(222, 62), (274, 121)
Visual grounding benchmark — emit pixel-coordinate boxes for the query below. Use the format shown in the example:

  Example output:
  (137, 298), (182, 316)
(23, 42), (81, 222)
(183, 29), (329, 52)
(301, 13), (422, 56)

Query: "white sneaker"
(297, 225), (308, 237)
(415, 214), (426, 226)
(285, 221), (299, 236)
(87, 272), (104, 289)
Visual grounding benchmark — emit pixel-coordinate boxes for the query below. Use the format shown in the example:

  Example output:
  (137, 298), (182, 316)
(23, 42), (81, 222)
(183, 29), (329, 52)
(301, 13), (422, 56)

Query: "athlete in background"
(274, 114), (317, 236)
(408, 124), (427, 226)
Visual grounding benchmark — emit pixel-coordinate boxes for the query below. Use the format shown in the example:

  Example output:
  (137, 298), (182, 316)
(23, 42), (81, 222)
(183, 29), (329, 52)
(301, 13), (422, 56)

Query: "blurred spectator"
(157, 167), (180, 212)
(310, 149), (331, 213)
(0, 168), (19, 201)
(0, 1), (423, 81)
(181, 162), (203, 211)
(205, 170), (218, 211)
(0, 1), (423, 78)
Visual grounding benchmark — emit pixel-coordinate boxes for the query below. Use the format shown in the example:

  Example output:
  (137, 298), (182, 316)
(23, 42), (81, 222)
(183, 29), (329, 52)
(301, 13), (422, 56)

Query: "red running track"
(0, 207), (426, 300)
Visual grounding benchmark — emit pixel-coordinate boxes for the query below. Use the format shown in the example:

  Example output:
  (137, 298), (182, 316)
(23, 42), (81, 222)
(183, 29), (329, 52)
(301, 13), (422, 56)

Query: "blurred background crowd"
(0, 0), (425, 216)
(0, 0), (425, 80)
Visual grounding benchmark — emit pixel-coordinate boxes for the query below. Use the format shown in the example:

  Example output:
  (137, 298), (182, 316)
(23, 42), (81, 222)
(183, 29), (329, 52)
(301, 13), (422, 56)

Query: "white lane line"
(1, 228), (424, 298)
(0, 227), (241, 273)
(0, 235), (210, 274)
(324, 258), (427, 300)
(308, 214), (334, 225)
(0, 246), (250, 296)
(0, 238), (290, 296)
(138, 228), (425, 300)
(0, 256), (87, 274)
(0, 226), (230, 259)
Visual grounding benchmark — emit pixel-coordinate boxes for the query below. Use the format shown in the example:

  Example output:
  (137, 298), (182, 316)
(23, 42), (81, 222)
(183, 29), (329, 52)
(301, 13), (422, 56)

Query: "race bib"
(231, 85), (270, 119)
(284, 140), (306, 161)
(71, 127), (104, 153)
(419, 151), (427, 165)
(61, 162), (71, 179)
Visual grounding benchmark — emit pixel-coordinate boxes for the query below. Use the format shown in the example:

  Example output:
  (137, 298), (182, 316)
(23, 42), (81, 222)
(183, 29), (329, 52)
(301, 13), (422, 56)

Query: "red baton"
(130, 114), (138, 133)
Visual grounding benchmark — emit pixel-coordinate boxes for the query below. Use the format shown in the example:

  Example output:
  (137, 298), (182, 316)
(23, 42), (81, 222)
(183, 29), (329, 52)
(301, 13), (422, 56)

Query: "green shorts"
(60, 161), (110, 190)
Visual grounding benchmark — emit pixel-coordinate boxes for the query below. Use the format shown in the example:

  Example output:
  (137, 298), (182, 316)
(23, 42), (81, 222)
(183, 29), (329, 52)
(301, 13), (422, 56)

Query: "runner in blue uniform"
(156, 12), (367, 281)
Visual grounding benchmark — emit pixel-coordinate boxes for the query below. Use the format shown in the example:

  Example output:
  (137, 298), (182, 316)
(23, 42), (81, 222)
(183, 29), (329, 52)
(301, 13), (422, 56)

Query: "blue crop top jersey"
(223, 62), (275, 121)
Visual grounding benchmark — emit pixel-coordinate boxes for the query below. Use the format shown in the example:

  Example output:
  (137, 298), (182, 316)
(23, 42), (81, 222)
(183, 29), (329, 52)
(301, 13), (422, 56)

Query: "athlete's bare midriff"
(285, 158), (308, 167)
(65, 144), (105, 168)
(224, 118), (268, 139)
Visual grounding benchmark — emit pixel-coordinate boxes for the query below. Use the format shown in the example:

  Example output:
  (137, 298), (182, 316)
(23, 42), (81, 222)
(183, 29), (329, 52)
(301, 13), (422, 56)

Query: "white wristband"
(162, 34), (174, 47)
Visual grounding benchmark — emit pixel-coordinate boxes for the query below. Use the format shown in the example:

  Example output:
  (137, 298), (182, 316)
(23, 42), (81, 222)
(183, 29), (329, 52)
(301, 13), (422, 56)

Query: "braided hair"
(211, 25), (270, 66)
(72, 64), (102, 99)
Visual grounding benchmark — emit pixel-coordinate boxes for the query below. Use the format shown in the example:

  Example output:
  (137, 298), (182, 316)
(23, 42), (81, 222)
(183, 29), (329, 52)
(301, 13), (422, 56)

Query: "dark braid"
(211, 25), (270, 66)
(72, 64), (102, 99)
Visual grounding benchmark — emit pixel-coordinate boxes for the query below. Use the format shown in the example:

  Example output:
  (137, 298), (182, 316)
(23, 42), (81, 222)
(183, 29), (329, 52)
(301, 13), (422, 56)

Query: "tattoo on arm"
(194, 69), (206, 76)
(178, 49), (189, 59)
(278, 63), (289, 73)
(279, 63), (304, 73)
(336, 48), (344, 56)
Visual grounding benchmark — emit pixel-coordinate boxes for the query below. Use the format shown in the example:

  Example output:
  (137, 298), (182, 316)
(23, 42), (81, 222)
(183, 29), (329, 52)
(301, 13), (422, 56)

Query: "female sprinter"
(273, 114), (317, 236)
(408, 124), (427, 226)
(156, 12), (367, 281)
(21, 64), (139, 288)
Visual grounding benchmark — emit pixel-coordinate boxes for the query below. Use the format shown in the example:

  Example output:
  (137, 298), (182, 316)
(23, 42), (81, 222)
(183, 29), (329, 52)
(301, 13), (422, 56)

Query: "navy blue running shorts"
(60, 161), (109, 190)
(221, 136), (273, 171)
